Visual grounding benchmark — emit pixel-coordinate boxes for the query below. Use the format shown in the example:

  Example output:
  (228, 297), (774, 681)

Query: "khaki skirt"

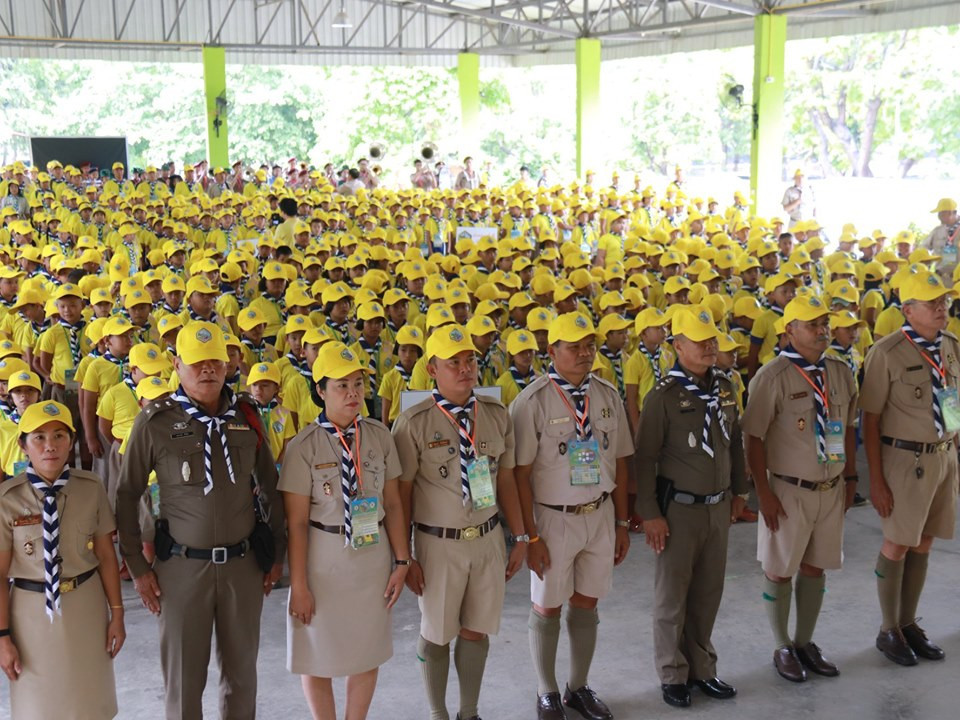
(10, 574), (118, 720)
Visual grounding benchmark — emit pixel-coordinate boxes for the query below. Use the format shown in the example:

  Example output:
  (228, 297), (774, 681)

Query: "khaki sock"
(875, 554), (904, 632)
(566, 606), (599, 692)
(899, 551), (929, 627)
(454, 636), (489, 720)
(417, 635), (450, 720)
(793, 574), (826, 647)
(528, 608), (561, 695)
(762, 576), (793, 649)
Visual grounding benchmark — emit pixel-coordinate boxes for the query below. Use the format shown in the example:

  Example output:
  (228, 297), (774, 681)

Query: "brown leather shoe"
(773, 646), (807, 682)
(563, 685), (612, 720)
(537, 692), (568, 720)
(876, 628), (919, 666)
(795, 642), (839, 677)
(901, 623), (945, 661)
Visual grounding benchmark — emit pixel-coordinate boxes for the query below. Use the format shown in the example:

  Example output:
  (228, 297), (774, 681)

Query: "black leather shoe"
(773, 646), (807, 682)
(852, 492), (868, 507)
(901, 623), (945, 661)
(876, 628), (919, 666)
(537, 692), (568, 720)
(661, 684), (691, 708)
(563, 685), (612, 720)
(795, 642), (839, 677)
(455, 715), (480, 720)
(689, 677), (736, 699)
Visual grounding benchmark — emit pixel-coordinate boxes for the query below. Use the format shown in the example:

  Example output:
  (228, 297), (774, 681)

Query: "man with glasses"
(860, 271), (959, 666)
(742, 294), (859, 683)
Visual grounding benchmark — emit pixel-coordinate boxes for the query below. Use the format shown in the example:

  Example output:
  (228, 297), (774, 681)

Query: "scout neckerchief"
(508, 319), (524, 331)
(171, 388), (238, 495)
(887, 292), (901, 311)
(509, 365), (534, 390)
(768, 302), (784, 316)
(477, 346), (495, 382)
(316, 411), (361, 545)
(59, 319), (86, 366)
(161, 300), (181, 315)
(396, 361), (412, 386)
(828, 341), (858, 379)
(266, 293), (288, 322)
(285, 351), (312, 383)
(0, 296), (16, 309)
(781, 343), (829, 460)
(26, 463), (71, 621)
(101, 350), (127, 381)
(241, 337), (268, 362)
(432, 390), (478, 506)
(409, 292), (428, 314)
(357, 336), (381, 379)
(6, 403), (20, 424)
(666, 362), (729, 458)
(638, 343), (663, 382)
(386, 319), (403, 335)
(901, 324), (946, 438)
(325, 316), (349, 342)
(188, 307), (219, 326)
(599, 344), (625, 397)
(122, 371), (137, 396)
(535, 349), (550, 368)
(547, 365), (592, 440)
(19, 312), (50, 337)
(257, 398), (280, 434)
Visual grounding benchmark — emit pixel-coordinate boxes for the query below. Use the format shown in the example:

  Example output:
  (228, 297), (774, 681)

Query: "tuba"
(369, 142), (386, 160)
(420, 142), (439, 161)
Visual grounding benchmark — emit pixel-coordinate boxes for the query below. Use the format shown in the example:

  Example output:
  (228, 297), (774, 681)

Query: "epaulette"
(141, 397), (178, 419)
(653, 375), (676, 392)
(589, 373), (619, 394)
(476, 392), (506, 409)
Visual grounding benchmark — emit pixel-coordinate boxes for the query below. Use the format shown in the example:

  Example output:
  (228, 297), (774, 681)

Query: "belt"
(170, 539), (250, 564)
(881, 436), (954, 454)
(776, 474), (841, 492)
(13, 568), (96, 595)
(539, 492), (610, 515)
(670, 488), (728, 505)
(310, 519), (384, 536)
(415, 515), (499, 541)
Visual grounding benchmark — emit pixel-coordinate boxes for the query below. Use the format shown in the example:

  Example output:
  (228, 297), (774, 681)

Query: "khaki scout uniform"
(392, 393), (514, 645)
(921, 222), (960, 285)
(635, 368), (746, 685)
(0, 469), (117, 720)
(859, 330), (960, 546)
(115, 391), (287, 720)
(279, 416), (402, 678)
(742, 354), (858, 578)
(511, 373), (632, 607)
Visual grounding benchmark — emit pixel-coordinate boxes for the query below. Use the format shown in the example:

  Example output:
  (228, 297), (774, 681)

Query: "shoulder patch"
(142, 397), (178, 419)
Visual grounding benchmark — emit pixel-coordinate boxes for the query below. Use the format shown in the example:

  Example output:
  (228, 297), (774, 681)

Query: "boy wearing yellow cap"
(377, 325), (423, 428)
(246, 361), (296, 463)
(595, 314), (631, 400)
(747, 273), (798, 379)
(624, 307), (673, 434)
(496, 329), (538, 407)
(237, 307), (278, 370)
(0, 370), (41, 478)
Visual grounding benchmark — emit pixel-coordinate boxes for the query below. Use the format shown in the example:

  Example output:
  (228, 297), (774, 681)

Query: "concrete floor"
(3, 471), (959, 720)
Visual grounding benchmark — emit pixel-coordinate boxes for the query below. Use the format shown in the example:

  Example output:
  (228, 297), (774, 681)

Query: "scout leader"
(860, 269), (959, 666)
(115, 321), (287, 720)
(635, 307), (747, 709)
(392, 324), (527, 720)
(742, 294), (859, 683)
(510, 312), (632, 720)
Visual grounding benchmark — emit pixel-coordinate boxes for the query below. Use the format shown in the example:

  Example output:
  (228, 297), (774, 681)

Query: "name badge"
(12, 460), (27, 476)
(13, 513), (42, 527)
(569, 438), (601, 486)
(819, 420), (845, 464)
(467, 456), (496, 511)
(64, 367), (79, 394)
(942, 245), (957, 262)
(935, 387), (960, 432)
(350, 496), (380, 549)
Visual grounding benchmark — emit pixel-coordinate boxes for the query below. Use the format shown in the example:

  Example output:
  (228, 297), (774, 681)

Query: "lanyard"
(791, 365), (829, 413)
(550, 379), (590, 437)
(434, 401), (478, 455)
(332, 417), (363, 495)
(901, 330), (946, 382)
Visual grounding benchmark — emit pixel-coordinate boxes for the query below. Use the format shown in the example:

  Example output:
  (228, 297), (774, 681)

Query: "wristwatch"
(512, 534), (531, 543)
(394, 559), (411, 566)
(615, 520), (630, 529)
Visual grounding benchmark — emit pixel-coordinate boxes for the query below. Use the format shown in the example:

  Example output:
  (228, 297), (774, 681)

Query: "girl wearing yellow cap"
(377, 325), (423, 428)
(496, 330), (538, 407)
(0, 370), (41, 479)
(247, 362), (296, 464)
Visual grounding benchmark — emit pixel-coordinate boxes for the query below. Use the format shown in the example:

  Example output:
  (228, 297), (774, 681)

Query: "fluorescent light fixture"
(332, 5), (352, 28)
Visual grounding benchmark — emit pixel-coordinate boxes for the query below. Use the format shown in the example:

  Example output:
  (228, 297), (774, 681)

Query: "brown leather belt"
(310, 520), (383, 536)
(775, 474), (841, 492)
(13, 568), (96, 595)
(539, 492), (609, 515)
(882, 436), (954, 454)
(414, 515), (499, 541)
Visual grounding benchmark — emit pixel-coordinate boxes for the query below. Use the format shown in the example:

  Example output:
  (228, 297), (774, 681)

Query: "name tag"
(14, 514), (42, 527)
(226, 423), (250, 431)
(467, 456), (496, 510)
(314, 462), (338, 470)
(549, 416), (571, 425)
(935, 387), (960, 432)
(819, 420), (846, 464)
(790, 391), (808, 400)
(428, 439), (450, 449)
(569, 439), (601, 486)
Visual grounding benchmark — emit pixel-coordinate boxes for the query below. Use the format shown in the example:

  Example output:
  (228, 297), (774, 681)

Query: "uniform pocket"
(76, 521), (98, 561)
(310, 466), (341, 504)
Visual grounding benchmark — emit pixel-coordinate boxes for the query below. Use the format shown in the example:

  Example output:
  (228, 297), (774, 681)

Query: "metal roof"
(0, 0), (956, 67)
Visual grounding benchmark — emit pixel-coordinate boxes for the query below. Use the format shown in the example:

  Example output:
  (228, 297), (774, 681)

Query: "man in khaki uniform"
(511, 312), (631, 720)
(115, 321), (286, 720)
(920, 198), (959, 285)
(743, 294), (858, 683)
(392, 324), (527, 720)
(636, 307), (747, 709)
(861, 270), (959, 666)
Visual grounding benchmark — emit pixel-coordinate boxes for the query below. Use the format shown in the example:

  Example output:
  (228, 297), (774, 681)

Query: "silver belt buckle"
(673, 492), (696, 505)
(211, 547), (228, 564)
(705, 492), (723, 505)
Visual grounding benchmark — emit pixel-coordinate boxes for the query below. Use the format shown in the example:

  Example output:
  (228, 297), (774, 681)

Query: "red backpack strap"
(238, 400), (265, 451)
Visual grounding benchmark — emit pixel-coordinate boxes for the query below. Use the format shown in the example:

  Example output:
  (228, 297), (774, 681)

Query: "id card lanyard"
(791, 364), (845, 462)
(434, 401), (497, 510)
(332, 417), (364, 497)
(550, 379), (591, 440)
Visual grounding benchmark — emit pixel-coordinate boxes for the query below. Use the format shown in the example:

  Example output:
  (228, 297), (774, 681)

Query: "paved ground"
(3, 470), (959, 720)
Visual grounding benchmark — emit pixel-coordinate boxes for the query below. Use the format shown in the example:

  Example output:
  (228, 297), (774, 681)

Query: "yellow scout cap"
(717, 334), (740, 353)
(129, 344), (170, 374)
(0, 357), (29, 382)
(783, 294), (829, 325)
(900, 270), (956, 303)
(176, 321), (229, 364)
(102, 316), (135, 337)
(634, 307), (668, 334)
(53, 283), (83, 301)
(136, 376), (171, 401)
(506, 330), (538, 356)
(598, 314), (632, 338)
(426, 324), (478, 360)
(312, 342), (372, 382)
(395, 325), (424, 349)
(186, 276), (216, 296)
(19, 401), (75, 433)
(247, 361), (282, 386)
(672, 307), (721, 342)
(732, 296), (763, 320)
(830, 311), (865, 330)
(238, 307), (268, 332)
(8, 370), (41, 392)
(548, 312), (595, 345)
(158, 314), (183, 337)
(931, 198), (957, 214)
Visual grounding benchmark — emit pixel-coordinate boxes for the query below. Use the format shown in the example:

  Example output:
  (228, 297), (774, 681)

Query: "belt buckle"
(211, 547), (228, 564)
(705, 493), (721, 505)
(59, 577), (76, 594)
(579, 501), (599, 515)
(460, 526), (480, 541)
(673, 492), (695, 505)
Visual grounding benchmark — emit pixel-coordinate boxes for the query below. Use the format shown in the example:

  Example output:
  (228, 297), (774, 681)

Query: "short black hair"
(348, 168), (361, 180)
(279, 197), (298, 216)
(310, 378), (326, 408)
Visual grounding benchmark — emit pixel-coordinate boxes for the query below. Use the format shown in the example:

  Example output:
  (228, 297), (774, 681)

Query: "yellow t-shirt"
(750, 308), (783, 366)
(495, 369), (535, 407)
(624, 345), (673, 408)
(257, 404), (297, 461)
(377, 368), (410, 423)
(97, 381), (140, 450)
(248, 296), (287, 340)
(873, 306), (904, 339)
(80, 356), (125, 394)
(0, 417), (26, 478)
(37, 324), (92, 384)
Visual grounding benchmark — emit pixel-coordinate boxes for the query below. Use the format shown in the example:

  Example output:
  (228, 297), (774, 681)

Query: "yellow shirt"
(410, 356), (435, 391)
(0, 417), (26, 478)
(248, 295), (286, 339)
(97, 381), (140, 450)
(624, 345), (673, 407)
(750, 308), (784, 366)
(873, 305), (904, 339)
(495, 368), (535, 407)
(37, 323), (93, 384)
(257, 404), (297, 461)
(377, 368), (411, 423)
(80, 356), (125, 395)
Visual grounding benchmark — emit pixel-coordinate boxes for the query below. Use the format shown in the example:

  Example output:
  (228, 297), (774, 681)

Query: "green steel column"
(575, 37), (601, 180)
(457, 52), (480, 153)
(749, 14), (786, 216)
(202, 45), (229, 168)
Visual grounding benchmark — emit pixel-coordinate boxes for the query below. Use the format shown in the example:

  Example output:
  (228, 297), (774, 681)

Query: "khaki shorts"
(414, 527), (506, 646)
(531, 500), (615, 609)
(758, 475), (844, 578)
(881, 444), (958, 547)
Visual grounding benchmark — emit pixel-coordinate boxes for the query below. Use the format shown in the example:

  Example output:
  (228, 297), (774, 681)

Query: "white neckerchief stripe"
(26, 464), (71, 621)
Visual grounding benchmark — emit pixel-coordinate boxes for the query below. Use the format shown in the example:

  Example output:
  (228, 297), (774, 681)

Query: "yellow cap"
(598, 314), (632, 338)
(0, 358), (29, 382)
(19, 401), (75, 433)
(186, 276), (216, 296)
(548, 312), (595, 344)
(312, 341), (372, 381)
(931, 198), (957, 214)
(830, 311), (865, 330)
(732, 296), (763, 320)
(238, 307), (268, 332)
(466, 314), (498, 338)
(129, 343), (170, 374)
(506, 330), (538, 356)
(395, 325), (425, 349)
(8, 370), (41, 392)
(635, 307), (668, 334)
(136, 376), (171, 401)
(672, 307), (721, 342)
(158, 314), (183, 337)
(783, 293), (829, 325)
(247, 361), (282, 386)
(53, 283), (82, 301)
(176, 321), (229, 364)
(900, 270), (956, 303)
(102, 316), (135, 337)
(426, 324), (478, 360)
(717, 333), (739, 353)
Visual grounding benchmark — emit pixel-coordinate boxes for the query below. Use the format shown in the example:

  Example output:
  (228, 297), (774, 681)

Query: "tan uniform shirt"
(115, 391), (287, 578)
(922, 223), (960, 284)
(859, 329), (960, 443)
(743, 354), (858, 482)
(635, 368), (747, 519)
(511, 373), (632, 506)
(393, 394), (515, 529)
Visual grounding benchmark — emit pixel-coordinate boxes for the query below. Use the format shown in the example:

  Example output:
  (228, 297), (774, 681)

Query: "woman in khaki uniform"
(280, 342), (410, 720)
(0, 401), (125, 720)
